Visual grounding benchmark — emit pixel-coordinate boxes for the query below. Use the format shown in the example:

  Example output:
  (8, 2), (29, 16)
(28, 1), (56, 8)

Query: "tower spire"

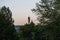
(28, 16), (30, 24)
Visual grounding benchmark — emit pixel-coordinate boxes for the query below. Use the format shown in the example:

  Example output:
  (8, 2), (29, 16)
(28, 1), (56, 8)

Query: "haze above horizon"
(0, 0), (40, 25)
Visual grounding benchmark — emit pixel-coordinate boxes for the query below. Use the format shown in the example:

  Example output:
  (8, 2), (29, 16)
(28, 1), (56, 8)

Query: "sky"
(0, 0), (40, 25)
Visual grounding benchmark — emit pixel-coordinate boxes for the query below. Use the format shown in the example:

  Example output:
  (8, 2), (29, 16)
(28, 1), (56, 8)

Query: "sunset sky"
(0, 0), (40, 25)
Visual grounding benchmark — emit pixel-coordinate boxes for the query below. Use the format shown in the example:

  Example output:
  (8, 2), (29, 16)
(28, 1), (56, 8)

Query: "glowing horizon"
(0, 0), (40, 25)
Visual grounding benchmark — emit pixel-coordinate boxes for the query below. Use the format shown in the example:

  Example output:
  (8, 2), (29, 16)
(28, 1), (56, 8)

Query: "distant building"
(28, 16), (30, 24)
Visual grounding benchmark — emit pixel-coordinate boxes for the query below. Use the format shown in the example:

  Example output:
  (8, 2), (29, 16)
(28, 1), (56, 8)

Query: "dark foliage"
(0, 6), (19, 40)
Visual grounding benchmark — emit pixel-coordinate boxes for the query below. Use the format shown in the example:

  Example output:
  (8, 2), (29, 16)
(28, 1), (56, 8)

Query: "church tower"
(28, 16), (30, 24)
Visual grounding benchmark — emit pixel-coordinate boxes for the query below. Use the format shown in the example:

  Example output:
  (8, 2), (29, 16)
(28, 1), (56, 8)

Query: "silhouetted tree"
(32, 0), (60, 25)
(0, 6), (19, 40)
(32, 0), (60, 40)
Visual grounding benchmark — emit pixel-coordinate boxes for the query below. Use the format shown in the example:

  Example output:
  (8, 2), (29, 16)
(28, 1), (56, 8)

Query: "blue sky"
(0, 0), (40, 25)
